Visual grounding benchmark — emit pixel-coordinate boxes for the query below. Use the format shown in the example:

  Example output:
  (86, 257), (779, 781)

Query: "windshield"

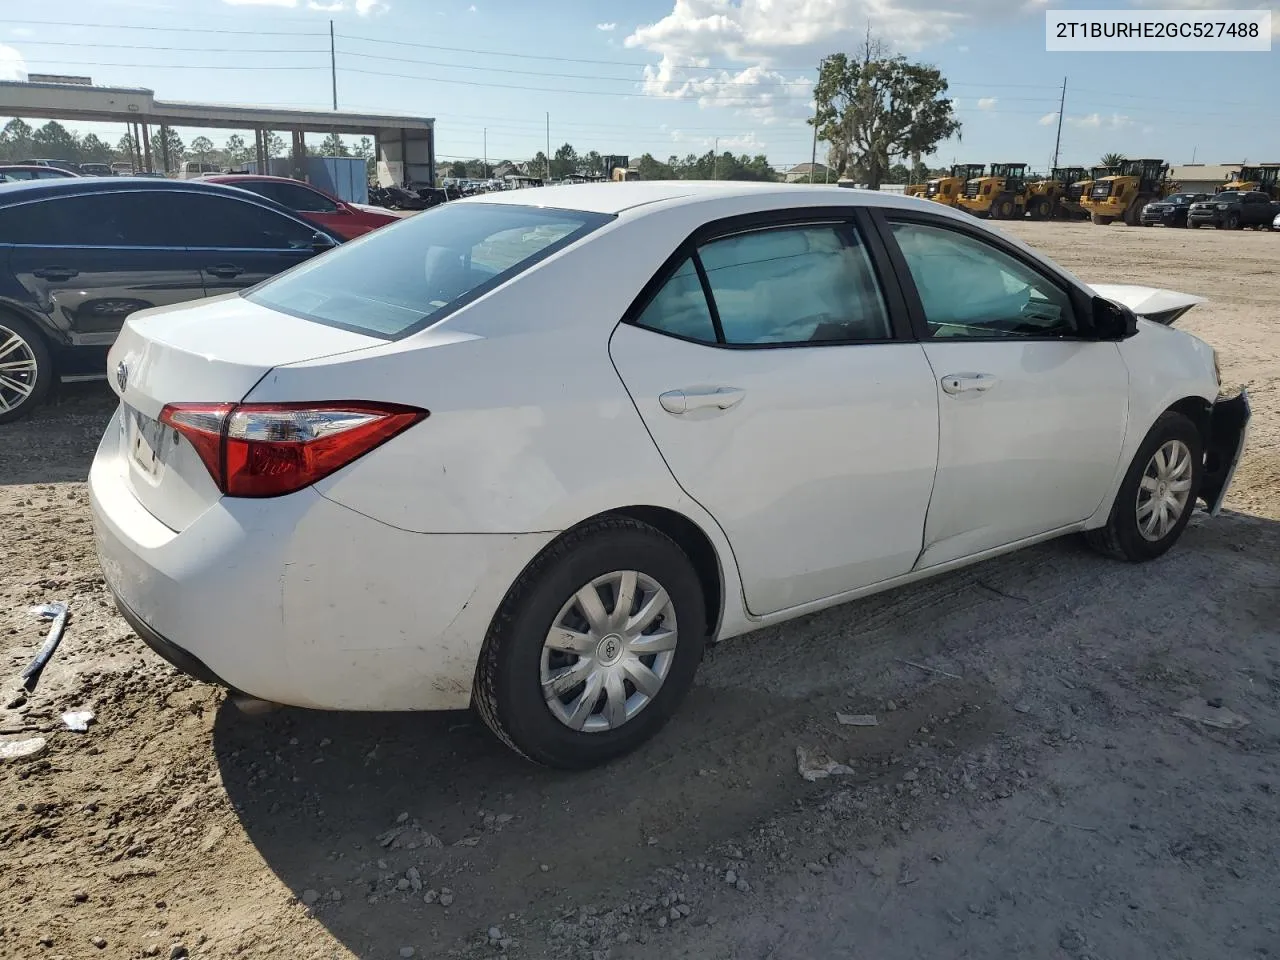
(248, 202), (612, 339)
(1166, 194), (1197, 204)
(1215, 192), (1243, 202)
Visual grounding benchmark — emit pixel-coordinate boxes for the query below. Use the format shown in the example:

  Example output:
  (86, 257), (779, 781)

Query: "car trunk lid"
(1090, 283), (1205, 326)
(106, 294), (385, 532)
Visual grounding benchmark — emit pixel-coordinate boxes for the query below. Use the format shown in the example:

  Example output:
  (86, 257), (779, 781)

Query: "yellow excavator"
(925, 164), (985, 207)
(1082, 159), (1174, 225)
(1025, 167), (1087, 220)
(957, 163), (1030, 219)
(1217, 165), (1280, 199)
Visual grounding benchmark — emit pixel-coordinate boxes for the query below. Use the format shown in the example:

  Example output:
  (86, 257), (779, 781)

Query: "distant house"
(785, 162), (834, 183)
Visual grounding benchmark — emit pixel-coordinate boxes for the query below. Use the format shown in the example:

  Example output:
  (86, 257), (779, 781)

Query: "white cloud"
(977, 97), (997, 110)
(468, 3), (477, 9)
(10, 27), (35, 38)
(624, 0), (1040, 122)
(671, 128), (766, 153)
(0, 44), (27, 82)
(957, 44), (970, 51)
(596, 22), (617, 31)
(1039, 111), (1059, 126)
(1129, 0), (1279, 35)
(229, 0), (387, 13)
(1065, 112), (1133, 130)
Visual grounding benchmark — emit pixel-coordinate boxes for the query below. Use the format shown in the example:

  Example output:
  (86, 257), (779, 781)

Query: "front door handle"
(940, 373), (999, 395)
(206, 263), (245, 279)
(659, 386), (746, 415)
(32, 266), (79, 281)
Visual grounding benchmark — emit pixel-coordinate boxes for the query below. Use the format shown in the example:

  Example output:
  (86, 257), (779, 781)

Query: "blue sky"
(1, 0), (1276, 172)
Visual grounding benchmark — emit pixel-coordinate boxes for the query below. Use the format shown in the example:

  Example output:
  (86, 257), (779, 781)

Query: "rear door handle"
(32, 267), (79, 281)
(659, 387), (745, 415)
(206, 263), (245, 279)
(940, 373), (999, 395)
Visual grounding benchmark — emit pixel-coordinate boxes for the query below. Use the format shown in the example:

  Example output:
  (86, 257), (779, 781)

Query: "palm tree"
(1100, 152), (1126, 168)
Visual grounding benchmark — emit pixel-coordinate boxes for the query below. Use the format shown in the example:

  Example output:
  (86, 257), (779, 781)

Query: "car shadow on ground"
(210, 515), (1273, 959)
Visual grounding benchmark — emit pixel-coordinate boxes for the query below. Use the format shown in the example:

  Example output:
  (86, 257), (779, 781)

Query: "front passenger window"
(889, 221), (1076, 339)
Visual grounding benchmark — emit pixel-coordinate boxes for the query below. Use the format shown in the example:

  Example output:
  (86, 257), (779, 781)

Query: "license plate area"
(123, 405), (174, 483)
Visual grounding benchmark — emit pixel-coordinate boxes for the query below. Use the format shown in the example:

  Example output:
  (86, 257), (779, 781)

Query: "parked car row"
(0, 177), (351, 423)
(1142, 190), (1280, 229)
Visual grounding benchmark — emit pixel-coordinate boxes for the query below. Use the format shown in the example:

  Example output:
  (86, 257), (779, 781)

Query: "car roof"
(0, 175), (291, 205)
(463, 180), (955, 217)
(0, 163), (78, 173)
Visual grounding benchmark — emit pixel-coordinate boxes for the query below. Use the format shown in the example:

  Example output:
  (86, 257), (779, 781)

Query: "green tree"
(320, 132), (350, 157)
(448, 160), (467, 178)
(551, 142), (579, 179)
(264, 131), (286, 158)
(888, 162), (911, 183)
(1100, 152), (1126, 168)
(528, 151), (549, 178)
(31, 120), (80, 160)
(150, 127), (185, 172)
(0, 117), (34, 161)
(582, 150), (603, 176)
(811, 34), (961, 190)
(224, 134), (248, 165)
(634, 153), (676, 180)
(79, 133), (112, 163)
(189, 136), (215, 164)
(354, 136), (373, 159)
(115, 133), (138, 170)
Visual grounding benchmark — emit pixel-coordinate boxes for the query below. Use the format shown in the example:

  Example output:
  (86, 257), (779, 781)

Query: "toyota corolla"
(89, 183), (1249, 768)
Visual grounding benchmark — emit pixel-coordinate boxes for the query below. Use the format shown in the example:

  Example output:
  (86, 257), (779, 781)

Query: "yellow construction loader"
(904, 183), (928, 198)
(925, 164), (984, 207)
(957, 163), (1030, 219)
(1061, 166), (1115, 218)
(1217, 165), (1280, 199)
(1025, 167), (1087, 220)
(1083, 159), (1174, 225)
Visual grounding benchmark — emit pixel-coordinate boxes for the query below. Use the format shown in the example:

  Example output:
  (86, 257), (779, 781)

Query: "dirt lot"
(2, 220), (1277, 960)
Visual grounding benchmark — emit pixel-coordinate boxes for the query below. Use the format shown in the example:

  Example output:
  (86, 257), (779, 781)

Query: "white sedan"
(89, 183), (1250, 768)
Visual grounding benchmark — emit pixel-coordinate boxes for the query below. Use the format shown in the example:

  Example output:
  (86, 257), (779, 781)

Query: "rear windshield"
(247, 202), (611, 338)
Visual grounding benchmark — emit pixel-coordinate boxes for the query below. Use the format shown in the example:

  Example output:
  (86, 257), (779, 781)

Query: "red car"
(202, 174), (399, 240)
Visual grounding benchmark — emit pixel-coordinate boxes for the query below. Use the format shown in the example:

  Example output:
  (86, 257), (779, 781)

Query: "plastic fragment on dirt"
(62, 710), (94, 732)
(1174, 698), (1250, 730)
(796, 745), (854, 782)
(836, 713), (879, 727)
(0, 736), (48, 761)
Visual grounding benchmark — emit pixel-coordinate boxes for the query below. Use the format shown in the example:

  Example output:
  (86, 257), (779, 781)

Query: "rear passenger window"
(634, 258), (717, 342)
(699, 225), (891, 344)
(0, 193), (176, 246)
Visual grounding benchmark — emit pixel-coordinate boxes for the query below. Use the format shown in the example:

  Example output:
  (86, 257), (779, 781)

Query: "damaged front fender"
(1201, 390), (1251, 516)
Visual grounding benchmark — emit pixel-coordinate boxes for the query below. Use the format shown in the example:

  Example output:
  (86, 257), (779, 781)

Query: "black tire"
(1031, 198), (1052, 220)
(1091, 214), (1114, 226)
(1188, 221), (1200, 229)
(1085, 412), (1203, 563)
(1226, 212), (1241, 230)
(995, 197), (1015, 219)
(474, 516), (707, 769)
(0, 311), (53, 425)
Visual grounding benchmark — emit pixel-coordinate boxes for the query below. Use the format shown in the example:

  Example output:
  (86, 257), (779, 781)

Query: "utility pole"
(545, 113), (551, 181)
(1051, 75), (1066, 170)
(809, 59), (820, 184)
(483, 128), (488, 180)
(713, 137), (719, 180)
(330, 20), (338, 111)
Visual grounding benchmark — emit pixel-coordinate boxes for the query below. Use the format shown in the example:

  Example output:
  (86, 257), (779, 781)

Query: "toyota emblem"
(115, 361), (129, 393)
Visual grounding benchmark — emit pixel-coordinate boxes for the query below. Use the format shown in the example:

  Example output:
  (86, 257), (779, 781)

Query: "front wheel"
(1086, 411), (1203, 562)
(1226, 213), (1241, 229)
(1091, 214), (1115, 226)
(474, 517), (707, 769)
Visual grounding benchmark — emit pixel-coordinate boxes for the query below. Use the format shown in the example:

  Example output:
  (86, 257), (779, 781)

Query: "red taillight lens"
(159, 401), (426, 498)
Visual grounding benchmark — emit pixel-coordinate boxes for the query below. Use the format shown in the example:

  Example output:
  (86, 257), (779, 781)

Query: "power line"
(9, 40), (329, 53)
(17, 58), (324, 71)
(0, 19), (326, 36)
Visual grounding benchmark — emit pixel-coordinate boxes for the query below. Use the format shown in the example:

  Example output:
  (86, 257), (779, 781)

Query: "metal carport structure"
(0, 79), (435, 186)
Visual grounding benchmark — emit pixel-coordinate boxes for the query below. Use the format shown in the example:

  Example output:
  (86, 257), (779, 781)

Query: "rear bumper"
(89, 421), (555, 711)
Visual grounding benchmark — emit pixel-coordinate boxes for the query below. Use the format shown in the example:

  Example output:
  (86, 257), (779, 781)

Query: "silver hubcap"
(540, 570), (678, 733)
(0, 325), (39, 413)
(1136, 439), (1194, 541)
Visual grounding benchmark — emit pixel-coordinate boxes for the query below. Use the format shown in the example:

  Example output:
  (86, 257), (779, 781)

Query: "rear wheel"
(1086, 412), (1203, 562)
(1030, 197), (1052, 220)
(994, 197), (1016, 219)
(474, 517), (707, 769)
(1091, 214), (1115, 226)
(0, 312), (52, 425)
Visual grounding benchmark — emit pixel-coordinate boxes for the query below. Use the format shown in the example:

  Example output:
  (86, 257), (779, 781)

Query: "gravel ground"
(1, 219), (1277, 960)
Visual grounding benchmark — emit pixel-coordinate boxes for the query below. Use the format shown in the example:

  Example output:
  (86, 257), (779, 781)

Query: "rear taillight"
(158, 401), (426, 498)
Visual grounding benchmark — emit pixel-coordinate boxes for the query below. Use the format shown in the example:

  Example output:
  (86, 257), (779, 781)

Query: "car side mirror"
(312, 231), (338, 253)
(1092, 296), (1139, 340)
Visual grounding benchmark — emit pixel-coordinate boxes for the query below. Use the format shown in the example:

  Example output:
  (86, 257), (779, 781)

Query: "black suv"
(0, 178), (340, 423)
(1187, 191), (1279, 230)
(1140, 192), (1209, 227)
